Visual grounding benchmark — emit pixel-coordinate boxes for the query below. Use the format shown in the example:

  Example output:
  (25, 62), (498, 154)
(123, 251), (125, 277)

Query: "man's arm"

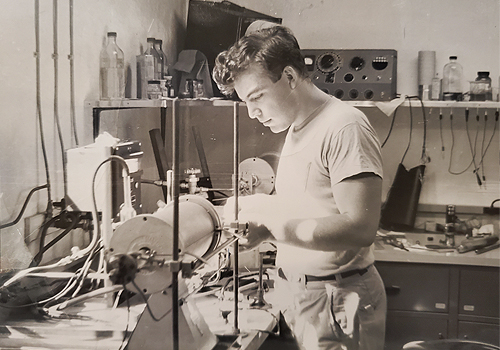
(280, 173), (382, 251)
(226, 173), (382, 251)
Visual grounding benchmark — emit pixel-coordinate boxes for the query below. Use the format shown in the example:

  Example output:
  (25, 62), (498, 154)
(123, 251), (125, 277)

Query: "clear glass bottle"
(431, 73), (441, 100)
(442, 56), (463, 101)
(154, 39), (168, 79)
(99, 32), (125, 100)
(144, 37), (158, 80)
(475, 71), (492, 100)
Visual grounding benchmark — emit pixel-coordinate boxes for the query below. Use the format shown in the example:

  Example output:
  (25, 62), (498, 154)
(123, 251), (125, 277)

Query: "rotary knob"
(316, 52), (342, 73)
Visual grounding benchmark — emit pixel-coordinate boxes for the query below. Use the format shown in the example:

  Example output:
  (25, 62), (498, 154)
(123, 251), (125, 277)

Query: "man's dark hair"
(212, 26), (307, 96)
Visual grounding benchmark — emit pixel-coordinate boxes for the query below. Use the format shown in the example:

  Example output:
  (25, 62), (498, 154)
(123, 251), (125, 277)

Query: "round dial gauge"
(316, 52), (343, 73)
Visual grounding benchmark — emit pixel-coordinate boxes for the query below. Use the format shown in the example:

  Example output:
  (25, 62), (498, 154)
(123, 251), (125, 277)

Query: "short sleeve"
(323, 122), (383, 186)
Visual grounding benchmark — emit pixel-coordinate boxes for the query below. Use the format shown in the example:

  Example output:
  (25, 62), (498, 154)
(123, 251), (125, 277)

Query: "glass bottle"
(431, 73), (441, 100)
(442, 56), (463, 101)
(99, 32), (125, 100)
(154, 39), (168, 79)
(475, 71), (492, 101)
(144, 37), (159, 81)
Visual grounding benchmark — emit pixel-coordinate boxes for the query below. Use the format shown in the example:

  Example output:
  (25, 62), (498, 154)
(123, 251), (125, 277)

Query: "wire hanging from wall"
(34, 0), (53, 217)
(448, 108), (482, 187)
(52, 0), (68, 199)
(69, 0), (79, 147)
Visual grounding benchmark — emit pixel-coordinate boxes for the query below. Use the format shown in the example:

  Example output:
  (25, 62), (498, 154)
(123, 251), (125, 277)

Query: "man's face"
(234, 64), (295, 133)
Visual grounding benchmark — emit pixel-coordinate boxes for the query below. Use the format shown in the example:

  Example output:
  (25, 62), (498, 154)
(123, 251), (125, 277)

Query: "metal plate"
(239, 157), (275, 195)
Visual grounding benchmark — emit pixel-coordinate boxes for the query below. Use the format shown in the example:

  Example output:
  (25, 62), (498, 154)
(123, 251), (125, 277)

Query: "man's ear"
(283, 66), (299, 89)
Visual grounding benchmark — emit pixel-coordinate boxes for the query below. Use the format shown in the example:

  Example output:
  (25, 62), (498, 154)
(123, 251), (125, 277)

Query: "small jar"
(475, 71), (492, 100)
(147, 80), (162, 99)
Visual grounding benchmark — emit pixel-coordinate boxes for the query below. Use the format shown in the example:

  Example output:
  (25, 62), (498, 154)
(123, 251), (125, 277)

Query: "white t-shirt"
(275, 97), (383, 277)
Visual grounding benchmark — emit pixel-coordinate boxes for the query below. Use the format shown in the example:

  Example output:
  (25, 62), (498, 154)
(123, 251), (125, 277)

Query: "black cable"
(479, 111), (487, 181)
(52, 0), (68, 198)
(400, 96), (412, 163)
(476, 110), (498, 177)
(30, 214), (60, 266)
(448, 109), (476, 176)
(30, 211), (81, 267)
(34, 0), (53, 220)
(439, 109), (445, 155)
(380, 104), (400, 148)
(406, 95), (429, 163)
(0, 185), (48, 230)
(68, 0), (79, 146)
(416, 97), (429, 163)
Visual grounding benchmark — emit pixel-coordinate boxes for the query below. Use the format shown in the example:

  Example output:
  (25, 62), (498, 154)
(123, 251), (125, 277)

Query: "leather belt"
(304, 265), (371, 283)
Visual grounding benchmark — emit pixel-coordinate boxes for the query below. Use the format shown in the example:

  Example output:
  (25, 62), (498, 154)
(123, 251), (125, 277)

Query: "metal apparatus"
(106, 194), (225, 350)
(239, 157), (275, 195)
(107, 195), (222, 294)
(105, 101), (249, 350)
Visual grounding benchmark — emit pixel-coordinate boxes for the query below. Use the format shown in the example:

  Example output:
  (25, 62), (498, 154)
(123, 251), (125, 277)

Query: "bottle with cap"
(442, 56), (463, 101)
(99, 32), (125, 100)
(154, 39), (168, 79)
(470, 72), (492, 101)
(137, 37), (159, 99)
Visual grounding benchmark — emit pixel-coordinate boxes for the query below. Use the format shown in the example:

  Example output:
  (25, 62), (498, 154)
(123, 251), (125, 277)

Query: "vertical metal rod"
(233, 101), (240, 333)
(172, 99), (180, 350)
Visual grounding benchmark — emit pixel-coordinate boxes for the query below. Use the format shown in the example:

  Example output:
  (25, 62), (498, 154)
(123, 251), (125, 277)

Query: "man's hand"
(223, 194), (283, 251)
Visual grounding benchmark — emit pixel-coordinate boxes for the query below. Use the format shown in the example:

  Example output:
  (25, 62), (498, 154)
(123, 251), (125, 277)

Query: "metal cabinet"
(375, 261), (500, 350)
(459, 266), (499, 318)
(377, 263), (450, 313)
(385, 312), (449, 349)
(458, 266), (500, 344)
(458, 321), (500, 345)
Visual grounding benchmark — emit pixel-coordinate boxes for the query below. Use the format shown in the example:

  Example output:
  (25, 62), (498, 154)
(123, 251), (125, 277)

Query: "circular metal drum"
(109, 195), (221, 293)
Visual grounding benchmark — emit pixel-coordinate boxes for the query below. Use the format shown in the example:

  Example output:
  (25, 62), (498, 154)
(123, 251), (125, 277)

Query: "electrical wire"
(479, 111), (487, 181)
(34, 0), (53, 221)
(415, 97), (430, 163)
(400, 96), (412, 163)
(68, 0), (79, 146)
(89, 156), (130, 260)
(0, 154), (127, 290)
(475, 110), (498, 181)
(0, 184), (48, 230)
(30, 211), (81, 267)
(380, 104), (400, 148)
(405, 95), (429, 164)
(448, 109), (482, 187)
(52, 0), (68, 199)
(439, 108), (445, 158)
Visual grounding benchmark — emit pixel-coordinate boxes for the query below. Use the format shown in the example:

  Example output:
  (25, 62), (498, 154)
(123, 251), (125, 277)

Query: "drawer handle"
(385, 285), (401, 295)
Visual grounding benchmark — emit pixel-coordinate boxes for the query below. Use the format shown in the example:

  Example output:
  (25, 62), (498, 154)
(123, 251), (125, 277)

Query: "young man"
(213, 26), (386, 350)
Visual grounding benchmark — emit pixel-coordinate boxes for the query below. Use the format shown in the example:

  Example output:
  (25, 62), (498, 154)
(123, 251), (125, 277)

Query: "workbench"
(373, 231), (499, 350)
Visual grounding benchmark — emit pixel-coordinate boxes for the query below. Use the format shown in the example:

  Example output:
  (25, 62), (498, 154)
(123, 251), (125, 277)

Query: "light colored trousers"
(275, 265), (387, 350)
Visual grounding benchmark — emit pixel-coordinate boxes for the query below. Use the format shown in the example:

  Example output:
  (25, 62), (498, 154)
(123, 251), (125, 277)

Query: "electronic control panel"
(302, 49), (398, 101)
